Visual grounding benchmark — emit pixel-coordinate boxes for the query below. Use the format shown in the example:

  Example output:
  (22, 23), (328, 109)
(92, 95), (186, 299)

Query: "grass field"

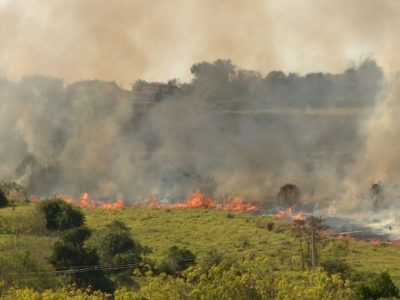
(1, 203), (400, 286)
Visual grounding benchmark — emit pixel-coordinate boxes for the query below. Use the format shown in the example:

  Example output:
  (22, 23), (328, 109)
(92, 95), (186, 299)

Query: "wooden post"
(311, 223), (316, 269)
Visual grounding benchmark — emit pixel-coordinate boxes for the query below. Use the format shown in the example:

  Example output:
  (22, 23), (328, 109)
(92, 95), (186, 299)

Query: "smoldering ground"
(0, 59), (389, 208)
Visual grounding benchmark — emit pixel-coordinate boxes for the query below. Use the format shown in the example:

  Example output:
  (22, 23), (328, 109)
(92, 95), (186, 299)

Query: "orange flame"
(147, 190), (260, 213)
(35, 190), (259, 213)
(77, 192), (96, 208)
(58, 192), (124, 209)
(275, 207), (306, 221)
(100, 199), (124, 209)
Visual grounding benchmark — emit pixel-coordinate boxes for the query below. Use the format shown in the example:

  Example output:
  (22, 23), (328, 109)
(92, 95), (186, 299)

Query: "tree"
(88, 220), (149, 287)
(369, 182), (384, 209)
(49, 226), (114, 293)
(0, 181), (27, 202)
(292, 216), (326, 270)
(0, 189), (8, 208)
(38, 198), (84, 231)
(159, 246), (196, 275)
(93, 220), (145, 266)
(277, 184), (301, 207)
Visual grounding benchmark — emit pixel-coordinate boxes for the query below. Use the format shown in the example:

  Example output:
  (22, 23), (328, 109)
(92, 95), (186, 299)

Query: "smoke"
(0, 0), (400, 84)
(0, 59), (387, 204)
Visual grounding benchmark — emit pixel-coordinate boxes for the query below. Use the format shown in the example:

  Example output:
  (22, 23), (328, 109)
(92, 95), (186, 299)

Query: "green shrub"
(49, 226), (115, 293)
(226, 213), (235, 218)
(267, 222), (275, 231)
(91, 220), (145, 266)
(159, 245), (196, 275)
(38, 198), (84, 231)
(357, 272), (399, 300)
(0, 189), (8, 208)
(201, 248), (224, 272)
(320, 259), (349, 276)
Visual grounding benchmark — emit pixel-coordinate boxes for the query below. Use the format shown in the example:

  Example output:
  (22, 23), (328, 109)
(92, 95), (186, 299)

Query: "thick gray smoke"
(0, 59), (385, 203)
(1, 0), (400, 84)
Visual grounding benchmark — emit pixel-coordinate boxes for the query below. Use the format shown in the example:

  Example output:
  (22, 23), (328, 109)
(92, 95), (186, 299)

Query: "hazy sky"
(0, 0), (399, 85)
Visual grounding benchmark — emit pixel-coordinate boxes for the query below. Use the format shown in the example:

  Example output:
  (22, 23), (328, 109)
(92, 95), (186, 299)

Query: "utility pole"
(311, 222), (316, 269)
(307, 216), (318, 269)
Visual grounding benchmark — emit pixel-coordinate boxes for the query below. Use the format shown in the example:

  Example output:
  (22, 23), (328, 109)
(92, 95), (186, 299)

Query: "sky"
(0, 0), (399, 86)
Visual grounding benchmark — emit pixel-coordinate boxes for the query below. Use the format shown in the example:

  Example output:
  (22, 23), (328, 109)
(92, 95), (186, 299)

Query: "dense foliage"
(49, 226), (114, 293)
(91, 220), (145, 267)
(0, 189), (8, 208)
(159, 245), (196, 275)
(38, 198), (85, 231)
(357, 272), (399, 300)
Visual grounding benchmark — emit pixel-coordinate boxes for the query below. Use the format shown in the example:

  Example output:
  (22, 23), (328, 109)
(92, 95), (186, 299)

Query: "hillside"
(1, 203), (400, 288)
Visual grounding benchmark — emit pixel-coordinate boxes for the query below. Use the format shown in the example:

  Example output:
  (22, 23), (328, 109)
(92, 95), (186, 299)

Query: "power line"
(0, 225), (395, 277)
(0, 244), (275, 277)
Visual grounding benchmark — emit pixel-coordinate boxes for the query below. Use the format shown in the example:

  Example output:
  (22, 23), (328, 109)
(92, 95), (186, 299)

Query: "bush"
(200, 248), (224, 272)
(267, 222), (275, 231)
(357, 272), (399, 300)
(114, 260), (355, 300)
(92, 220), (145, 266)
(49, 226), (115, 293)
(38, 198), (84, 231)
(226, 213), (235, 218)
(159, 246), (196, 275)
(0, 189), (8, 208)
(320, 259), (349, 276)
(88, 220), (149, 287)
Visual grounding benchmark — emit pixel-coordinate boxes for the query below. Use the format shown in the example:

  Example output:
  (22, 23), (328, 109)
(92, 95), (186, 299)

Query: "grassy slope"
(1, 203), (400, 284)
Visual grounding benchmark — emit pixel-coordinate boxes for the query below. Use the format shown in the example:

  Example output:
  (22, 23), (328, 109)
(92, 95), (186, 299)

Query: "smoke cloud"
(1, 0), (400, 211)
(0, 0), (399, 84)
(0, 59), (386, 204)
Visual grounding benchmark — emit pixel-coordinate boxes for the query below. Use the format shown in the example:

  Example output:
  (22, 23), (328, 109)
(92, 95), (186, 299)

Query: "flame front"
(59, 192), (125, 209)
(56, 190), (259, 213)
(275, 207), (306, 221)
(147, 190), (260, 212)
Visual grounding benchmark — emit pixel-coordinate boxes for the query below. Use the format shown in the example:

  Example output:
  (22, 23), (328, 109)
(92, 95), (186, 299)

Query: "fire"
(35, 190), (260, 213)
(77, 192), (96, 208)
(275, 207), (306, 221)
(147, 190), (260, 213)
(100, 199), (124, 209)
(58, 192), (125, 209)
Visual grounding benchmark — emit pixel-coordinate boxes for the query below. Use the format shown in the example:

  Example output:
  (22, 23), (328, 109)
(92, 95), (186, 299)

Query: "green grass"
(1, 203), (400, 285)
(84, 207), (294, 262)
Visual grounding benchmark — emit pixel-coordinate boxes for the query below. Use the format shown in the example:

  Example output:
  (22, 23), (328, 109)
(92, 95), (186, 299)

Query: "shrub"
(88, 220), (149, 287)
(38, 198), (84, 231)
(159, 246), (196, 275)
(0, 189), (8, 208)
(320, 259), (349, 276)
(357, 272), (399, 300)
(92, 220), (145, 266)
(267, 222), (275, 231)
(226, 213), (235, 218)
(200, 248), (224, 272)
(49, 226), (115, 293)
